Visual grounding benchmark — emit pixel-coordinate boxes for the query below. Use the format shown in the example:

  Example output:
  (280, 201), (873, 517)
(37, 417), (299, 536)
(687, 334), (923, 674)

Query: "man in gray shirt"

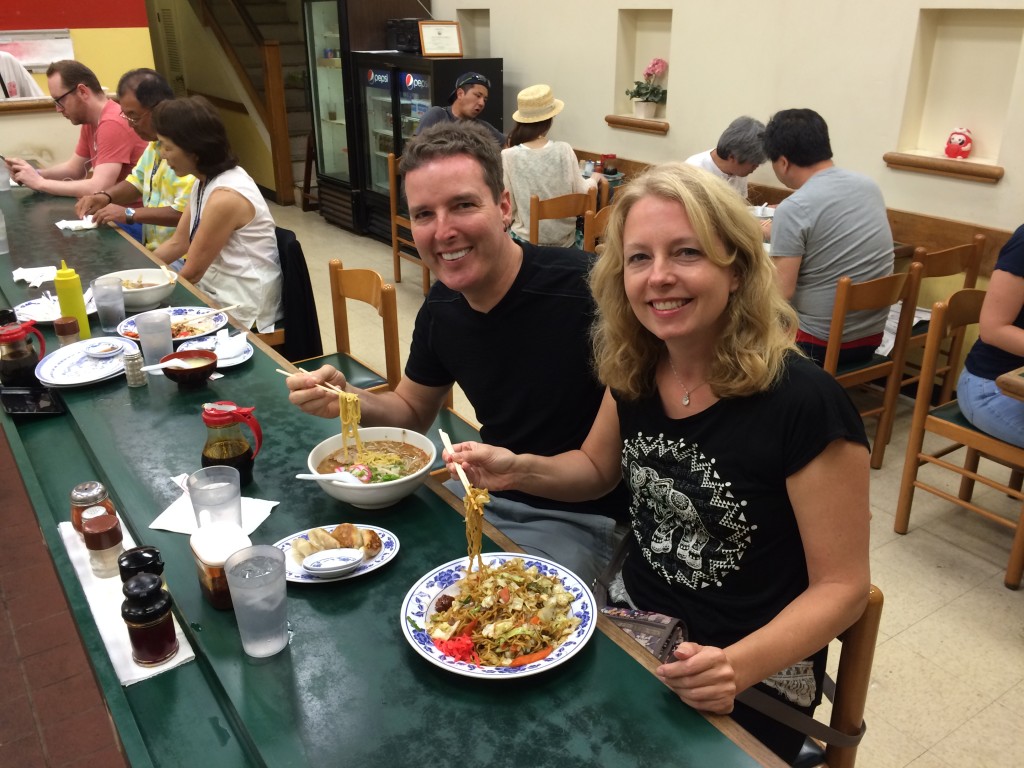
(762, 108), (894, 365)
(416, 72), (504, 145)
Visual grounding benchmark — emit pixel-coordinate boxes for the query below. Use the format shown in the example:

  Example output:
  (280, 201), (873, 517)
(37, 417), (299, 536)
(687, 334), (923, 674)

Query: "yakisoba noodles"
(427, 557), (580, 667)
(463, 486), (490, 573)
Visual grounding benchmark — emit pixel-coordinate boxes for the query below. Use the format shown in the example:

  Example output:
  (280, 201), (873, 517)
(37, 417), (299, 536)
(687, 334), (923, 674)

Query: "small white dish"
(85, 340), (124, 359)
(302, 548), (364, 577)
(273, 524), (399, 584)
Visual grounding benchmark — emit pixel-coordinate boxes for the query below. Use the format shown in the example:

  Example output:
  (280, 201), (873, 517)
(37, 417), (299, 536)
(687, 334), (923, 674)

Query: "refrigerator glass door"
(361, 65), (394, 195)
(397, 69), (431, 156)
(306, 0), (349, 182)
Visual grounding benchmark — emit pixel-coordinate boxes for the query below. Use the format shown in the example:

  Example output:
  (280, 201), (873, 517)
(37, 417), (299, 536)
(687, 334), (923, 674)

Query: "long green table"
(0, 188), (781, 767)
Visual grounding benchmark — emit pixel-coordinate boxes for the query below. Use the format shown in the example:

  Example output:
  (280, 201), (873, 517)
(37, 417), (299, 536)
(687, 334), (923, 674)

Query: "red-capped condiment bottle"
(200, 401), (263, 486)
(82, 514), (124, 578)
(121, 572), (178, 666)
(70, 481), (116, 533)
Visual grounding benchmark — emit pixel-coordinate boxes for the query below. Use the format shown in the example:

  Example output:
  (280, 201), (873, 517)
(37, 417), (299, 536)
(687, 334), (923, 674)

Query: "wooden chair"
(388, 153), (430, 296)
(254, 227), (323, 362)
(823, 263), (923, 469)
(528, 187), (597, 245)
(296, 259), (399, 392)
(895, 289), (1024, 589)
(583, 203), (615, 253)
(902, 234), (986, 403)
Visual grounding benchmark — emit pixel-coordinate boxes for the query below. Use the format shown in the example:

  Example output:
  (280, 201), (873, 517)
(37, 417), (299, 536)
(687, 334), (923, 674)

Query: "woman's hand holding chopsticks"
(441, 440), (519, 492)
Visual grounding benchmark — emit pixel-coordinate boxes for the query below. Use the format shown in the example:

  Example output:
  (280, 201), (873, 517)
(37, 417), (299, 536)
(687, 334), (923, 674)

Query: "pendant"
(682, 391), (691, 407)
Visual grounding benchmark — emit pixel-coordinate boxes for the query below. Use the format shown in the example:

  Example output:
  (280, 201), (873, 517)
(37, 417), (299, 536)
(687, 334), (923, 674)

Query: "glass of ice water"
(224, 545), (288, 658)
(187, 466), (242, 528)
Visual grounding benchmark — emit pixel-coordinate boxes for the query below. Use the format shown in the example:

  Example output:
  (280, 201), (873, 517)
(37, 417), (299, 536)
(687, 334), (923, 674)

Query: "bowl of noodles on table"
(306, 426), (436, 509)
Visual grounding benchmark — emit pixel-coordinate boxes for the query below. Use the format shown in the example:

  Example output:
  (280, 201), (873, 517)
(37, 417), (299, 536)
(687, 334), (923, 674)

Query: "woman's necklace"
(668, 358), (709, 407)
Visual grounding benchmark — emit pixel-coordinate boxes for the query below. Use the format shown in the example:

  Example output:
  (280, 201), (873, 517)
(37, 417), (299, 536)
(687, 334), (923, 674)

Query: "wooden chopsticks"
(274, 367), (345, 397)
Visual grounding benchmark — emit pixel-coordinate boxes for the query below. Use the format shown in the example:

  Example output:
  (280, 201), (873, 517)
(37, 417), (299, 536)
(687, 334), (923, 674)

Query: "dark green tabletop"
(0, 188), (778, 767)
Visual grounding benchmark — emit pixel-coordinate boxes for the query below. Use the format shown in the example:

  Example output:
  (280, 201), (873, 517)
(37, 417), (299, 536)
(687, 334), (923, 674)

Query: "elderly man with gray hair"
(685, 115), (766, 199)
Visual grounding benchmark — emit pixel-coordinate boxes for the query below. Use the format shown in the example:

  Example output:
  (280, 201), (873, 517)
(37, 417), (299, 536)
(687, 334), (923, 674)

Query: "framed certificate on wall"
(418, 21), (463, 58)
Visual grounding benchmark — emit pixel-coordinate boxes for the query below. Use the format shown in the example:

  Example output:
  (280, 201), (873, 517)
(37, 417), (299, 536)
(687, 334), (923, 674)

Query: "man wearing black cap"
(416, 71), (504, 144)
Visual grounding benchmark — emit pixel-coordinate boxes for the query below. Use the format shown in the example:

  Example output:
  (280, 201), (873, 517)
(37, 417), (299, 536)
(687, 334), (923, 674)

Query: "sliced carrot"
(498, 586), (510, 604)
(529, 615), (541, 625)
(509, 647), (553, 667)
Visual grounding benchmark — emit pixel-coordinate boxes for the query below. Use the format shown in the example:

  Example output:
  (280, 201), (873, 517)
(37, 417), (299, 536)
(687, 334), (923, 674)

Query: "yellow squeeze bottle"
(54, 260), (91, 340)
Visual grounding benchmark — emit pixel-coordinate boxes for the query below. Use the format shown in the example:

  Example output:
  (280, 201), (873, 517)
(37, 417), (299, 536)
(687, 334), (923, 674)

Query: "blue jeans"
(957, 368), (1024, 448)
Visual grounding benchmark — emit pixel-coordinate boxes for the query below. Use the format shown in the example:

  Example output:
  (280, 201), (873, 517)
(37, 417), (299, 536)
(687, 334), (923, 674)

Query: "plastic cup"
(91, 276), (126, 332)
(187, 466), (242, 528)
(224, 545), (288, 658)
(134, 309), (173, 369)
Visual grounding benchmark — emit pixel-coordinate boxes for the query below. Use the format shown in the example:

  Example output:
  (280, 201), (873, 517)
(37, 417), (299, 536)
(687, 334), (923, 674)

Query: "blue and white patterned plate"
(400, 553), (596, 679)
(117, 307), (228, 342)
(273, 524), (399, 584)
(35, 337), (140, 387)
(15, 295), (97, 323)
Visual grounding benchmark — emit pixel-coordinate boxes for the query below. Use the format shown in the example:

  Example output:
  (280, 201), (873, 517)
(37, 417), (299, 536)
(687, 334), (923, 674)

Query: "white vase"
(633, 100), (657, 119)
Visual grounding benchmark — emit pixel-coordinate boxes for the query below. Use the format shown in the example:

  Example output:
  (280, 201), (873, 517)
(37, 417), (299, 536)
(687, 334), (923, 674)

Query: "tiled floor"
(2, 201), (1020, 767)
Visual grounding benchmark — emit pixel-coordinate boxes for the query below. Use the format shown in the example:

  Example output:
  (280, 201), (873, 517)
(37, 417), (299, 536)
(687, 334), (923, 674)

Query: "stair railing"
(195, 0), (294, 204)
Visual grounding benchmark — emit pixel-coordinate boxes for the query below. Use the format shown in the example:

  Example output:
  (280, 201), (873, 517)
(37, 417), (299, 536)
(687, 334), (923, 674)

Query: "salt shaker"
(54, 316), (81, 347)
(123, 350), (147, 387)
(121, 573), (178, 666)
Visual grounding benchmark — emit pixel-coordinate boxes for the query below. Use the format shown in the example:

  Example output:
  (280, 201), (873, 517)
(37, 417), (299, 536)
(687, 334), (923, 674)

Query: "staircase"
(202, 0), (313, 206)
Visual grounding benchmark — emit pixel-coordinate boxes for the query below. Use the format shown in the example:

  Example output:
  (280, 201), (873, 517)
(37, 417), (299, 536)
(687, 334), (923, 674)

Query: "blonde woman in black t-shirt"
(444, 162), (871, 764)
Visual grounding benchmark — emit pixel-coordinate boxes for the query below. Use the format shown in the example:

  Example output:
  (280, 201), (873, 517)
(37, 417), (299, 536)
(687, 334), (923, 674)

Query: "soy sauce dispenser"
(200, 401), (262, 486)
(0, 320), (45, 388)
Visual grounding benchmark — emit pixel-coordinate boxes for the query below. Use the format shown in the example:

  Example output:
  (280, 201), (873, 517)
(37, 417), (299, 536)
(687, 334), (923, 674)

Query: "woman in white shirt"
(150, 96), (282, 331)
(502, 84), (600, 248)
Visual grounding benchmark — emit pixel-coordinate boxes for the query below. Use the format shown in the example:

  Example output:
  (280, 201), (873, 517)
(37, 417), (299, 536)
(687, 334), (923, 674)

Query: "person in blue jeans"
(957, 224), (1024, 448)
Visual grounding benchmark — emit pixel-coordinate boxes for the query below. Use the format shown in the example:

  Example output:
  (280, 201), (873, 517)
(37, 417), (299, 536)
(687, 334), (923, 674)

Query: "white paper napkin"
(214, 329), (249, 360)
(149, 474), (278, 535)
(55, 215), (98, 231)
(57, 517), (196, 686)
(12, 266), (57, 288)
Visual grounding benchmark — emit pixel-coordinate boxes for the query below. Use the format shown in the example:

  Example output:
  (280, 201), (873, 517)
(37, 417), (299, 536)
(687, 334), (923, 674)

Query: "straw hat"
(513, 84), (564, 123)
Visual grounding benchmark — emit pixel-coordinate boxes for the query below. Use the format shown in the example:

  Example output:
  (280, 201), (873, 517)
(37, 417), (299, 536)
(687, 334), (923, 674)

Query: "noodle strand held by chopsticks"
(464, 486), (490, 573)
(337, 391), (363, 463)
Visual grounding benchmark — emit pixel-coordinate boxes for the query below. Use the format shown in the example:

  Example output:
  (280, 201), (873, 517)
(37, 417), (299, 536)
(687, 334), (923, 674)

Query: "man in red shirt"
(4, 60), (146, 198)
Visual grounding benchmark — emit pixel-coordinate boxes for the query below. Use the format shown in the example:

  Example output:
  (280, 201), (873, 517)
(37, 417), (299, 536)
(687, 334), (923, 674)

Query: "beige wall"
(434, 0), (1024, 231)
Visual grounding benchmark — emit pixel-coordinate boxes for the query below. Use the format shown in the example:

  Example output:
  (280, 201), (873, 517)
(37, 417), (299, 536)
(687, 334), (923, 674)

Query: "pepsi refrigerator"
(302, 0), (430, 232)
(351, 52), (503, 242)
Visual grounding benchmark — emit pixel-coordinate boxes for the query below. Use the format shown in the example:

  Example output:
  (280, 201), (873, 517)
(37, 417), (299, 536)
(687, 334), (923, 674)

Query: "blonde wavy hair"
(589, 162), (799, 400)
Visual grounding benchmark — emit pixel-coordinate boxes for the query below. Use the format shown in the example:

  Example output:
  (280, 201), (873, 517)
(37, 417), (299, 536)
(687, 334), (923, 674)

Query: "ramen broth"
(316, 439), (429, 483)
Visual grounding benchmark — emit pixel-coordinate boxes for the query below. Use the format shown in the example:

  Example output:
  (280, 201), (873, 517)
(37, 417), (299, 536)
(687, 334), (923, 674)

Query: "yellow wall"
(73, 28), (155, 92)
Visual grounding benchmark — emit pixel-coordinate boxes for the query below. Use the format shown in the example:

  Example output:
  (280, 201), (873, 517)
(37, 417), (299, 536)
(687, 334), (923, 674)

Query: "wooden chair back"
(583, 204), (616, 254)
(823, 263), (923, 468)
(895, 289), (1024, 588)
(388, 153), (430, 295)
(902, 234), (987, 402)
(528, 187), (598, 245)
(328, 259), (401, 391)
(824, 584), (884, 768)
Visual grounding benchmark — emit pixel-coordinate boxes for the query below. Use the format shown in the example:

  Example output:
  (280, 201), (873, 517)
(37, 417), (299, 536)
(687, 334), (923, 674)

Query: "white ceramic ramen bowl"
(99, 268), (177, 311)
(306, 427), (437, 509)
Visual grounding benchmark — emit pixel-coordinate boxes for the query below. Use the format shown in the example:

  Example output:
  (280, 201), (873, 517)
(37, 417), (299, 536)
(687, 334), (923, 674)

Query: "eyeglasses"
(120, 110), (147, 126)
(53, 86), (77, 110)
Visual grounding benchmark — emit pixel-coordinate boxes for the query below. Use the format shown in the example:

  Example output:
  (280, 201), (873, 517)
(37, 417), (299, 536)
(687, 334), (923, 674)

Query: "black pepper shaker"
(121, 573), (179, 666)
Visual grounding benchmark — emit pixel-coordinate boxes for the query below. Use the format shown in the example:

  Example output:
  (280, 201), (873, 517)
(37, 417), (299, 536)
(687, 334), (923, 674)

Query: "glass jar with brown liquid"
(0, 320), (45, 388)
(200, 401), (262, 486)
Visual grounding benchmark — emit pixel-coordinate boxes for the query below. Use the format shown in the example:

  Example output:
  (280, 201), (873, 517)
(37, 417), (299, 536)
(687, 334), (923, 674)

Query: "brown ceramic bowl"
(159, 350), (218, 388)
